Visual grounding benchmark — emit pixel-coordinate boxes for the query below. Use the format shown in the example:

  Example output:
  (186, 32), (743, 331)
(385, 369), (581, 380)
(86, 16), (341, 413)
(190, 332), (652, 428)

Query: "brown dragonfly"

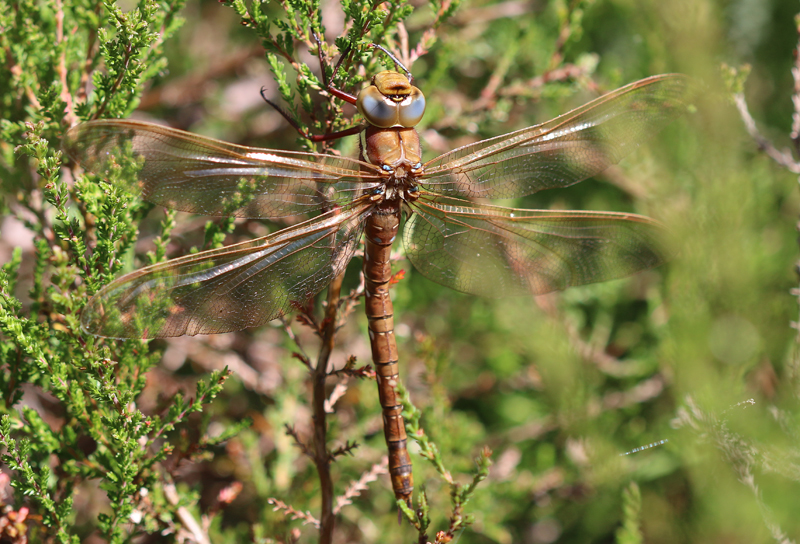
(64, 69), (689, 505)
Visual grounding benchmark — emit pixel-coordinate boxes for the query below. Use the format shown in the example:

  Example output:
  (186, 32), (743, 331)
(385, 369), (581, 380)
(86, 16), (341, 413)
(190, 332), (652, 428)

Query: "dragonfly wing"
(82, 200), (372, 338)
(64, 119), (383, 219)
(421, 74), (690, 199)
(404, 196), (668, 297)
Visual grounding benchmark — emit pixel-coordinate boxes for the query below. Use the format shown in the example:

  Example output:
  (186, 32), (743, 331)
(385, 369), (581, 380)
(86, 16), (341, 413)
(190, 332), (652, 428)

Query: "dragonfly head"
(357, 71), (426, 129)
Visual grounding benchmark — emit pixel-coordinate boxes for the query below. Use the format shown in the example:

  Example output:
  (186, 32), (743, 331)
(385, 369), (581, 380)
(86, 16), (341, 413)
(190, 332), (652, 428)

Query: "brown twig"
(312, 272), (346, 544)
(324, 379), (350, 413)
(10, 63), (42, 112)
(547, 0), (583, 71)
(333, 457), (389, 514)
(55, 0), (78, 127)
(468, 62), (596, 115)
(496, 63), (597, 103)
(282, 318), (313, 370)
(731, 21), (800, 359)
(337, 266), (366, 324)
(267, 498), (321, 528)
(285, 424), (315, 460)
(330, 361), (376, 380)
(328, 440), (360, 461)
(77, 1), (103, 103)
(395, 21), (412, 70)
(164, 483), (212, 544)
(382, 0), (454, 69)
(732, 93), (800, 174)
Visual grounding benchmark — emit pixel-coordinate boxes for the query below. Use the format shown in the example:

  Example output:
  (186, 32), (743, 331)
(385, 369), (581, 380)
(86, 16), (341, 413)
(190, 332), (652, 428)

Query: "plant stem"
(314, 272), (345, 543)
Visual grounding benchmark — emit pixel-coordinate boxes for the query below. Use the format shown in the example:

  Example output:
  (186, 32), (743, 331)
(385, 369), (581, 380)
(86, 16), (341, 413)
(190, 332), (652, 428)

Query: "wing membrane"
(421, 74), (690, 199)
(404, 195), (668, 297)
(82, 199), (373, 338)
(64, 119), (383, 219)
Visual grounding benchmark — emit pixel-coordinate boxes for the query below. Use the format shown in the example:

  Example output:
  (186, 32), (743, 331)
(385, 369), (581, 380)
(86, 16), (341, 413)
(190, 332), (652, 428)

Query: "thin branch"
(547, 0), (579, 71)
(77, 1), (103, 102)
(732, 93), (800, 174)
(461, 63), (596, 118)
(328, 440), (360, 461)
(324, 380), (349, 413)
(496, 63), (597, 103)
(471, 37), (518, 111)
(267, 498), (321, 528)
(337, 266), (366, 326)
(91, 42), (133, 120)
(330, 359), (375, 380)
(281, 318), (313, 370)
(333, 457), (389, 514)
(285, 424), (314, 460)
(312, 272), (346, 544)
(55, 0), (78, 126)
(396, 22), (411, 69)
(164, 483), (211, 544)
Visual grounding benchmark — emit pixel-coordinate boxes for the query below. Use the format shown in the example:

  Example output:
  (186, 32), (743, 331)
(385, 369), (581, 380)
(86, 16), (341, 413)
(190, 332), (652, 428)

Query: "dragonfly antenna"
(369, 44), (413, 83)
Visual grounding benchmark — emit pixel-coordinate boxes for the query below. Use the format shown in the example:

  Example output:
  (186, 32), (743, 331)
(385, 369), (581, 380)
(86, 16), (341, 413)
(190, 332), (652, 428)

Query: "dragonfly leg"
(260, 34), (361, 141)
(311, 32), (358, 105)
(259, 87), (362, 142)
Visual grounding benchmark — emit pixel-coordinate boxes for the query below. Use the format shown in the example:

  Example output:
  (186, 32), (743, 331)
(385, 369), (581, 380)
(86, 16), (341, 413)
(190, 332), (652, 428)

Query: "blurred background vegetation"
(3, 0), (800, 542)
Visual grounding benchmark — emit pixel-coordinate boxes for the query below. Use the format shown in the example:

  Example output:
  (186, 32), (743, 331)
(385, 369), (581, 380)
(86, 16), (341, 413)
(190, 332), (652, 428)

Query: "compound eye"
(357, 86), (398, 128)
(397, 87), (426, 127)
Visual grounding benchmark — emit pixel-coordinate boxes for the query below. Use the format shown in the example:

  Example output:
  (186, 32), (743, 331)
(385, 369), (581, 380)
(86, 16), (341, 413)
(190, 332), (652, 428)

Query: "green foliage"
(397, 380), (492, 540)
(3, 0), (800, 542)
(0, 0), (236, 541)
(615, 481), (643, 544)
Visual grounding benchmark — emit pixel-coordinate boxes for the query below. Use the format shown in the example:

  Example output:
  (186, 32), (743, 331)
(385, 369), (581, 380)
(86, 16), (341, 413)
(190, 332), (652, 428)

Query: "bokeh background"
(4, 0), (800, 542)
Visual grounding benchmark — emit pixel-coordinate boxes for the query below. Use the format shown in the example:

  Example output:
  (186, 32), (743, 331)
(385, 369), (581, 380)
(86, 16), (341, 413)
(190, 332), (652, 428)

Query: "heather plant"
(0, 0), (492, 540)
(3, 0), (800, 542)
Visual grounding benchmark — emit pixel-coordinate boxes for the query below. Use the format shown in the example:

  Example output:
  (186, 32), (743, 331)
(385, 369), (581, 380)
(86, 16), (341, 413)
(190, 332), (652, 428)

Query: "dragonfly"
(63, 64), (689, 505)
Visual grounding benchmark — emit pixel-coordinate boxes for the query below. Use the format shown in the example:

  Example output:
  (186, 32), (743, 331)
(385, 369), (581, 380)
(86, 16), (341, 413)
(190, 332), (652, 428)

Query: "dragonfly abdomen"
(363, 206), (413, 503)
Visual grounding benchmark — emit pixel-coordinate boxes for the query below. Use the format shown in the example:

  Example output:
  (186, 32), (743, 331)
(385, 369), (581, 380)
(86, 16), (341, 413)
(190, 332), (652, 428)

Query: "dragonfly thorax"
(372, 177), (421, 204)
(361, 125), (423, 204)
(361, 125), (422, 170)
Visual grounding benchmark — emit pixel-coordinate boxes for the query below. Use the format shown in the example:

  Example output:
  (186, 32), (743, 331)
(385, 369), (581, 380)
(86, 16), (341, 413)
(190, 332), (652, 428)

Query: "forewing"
(421, 74), (690, 199)
(64, 119), (383, 219)
(82, 200), (372, 338)
(404, 196), (667, 297)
